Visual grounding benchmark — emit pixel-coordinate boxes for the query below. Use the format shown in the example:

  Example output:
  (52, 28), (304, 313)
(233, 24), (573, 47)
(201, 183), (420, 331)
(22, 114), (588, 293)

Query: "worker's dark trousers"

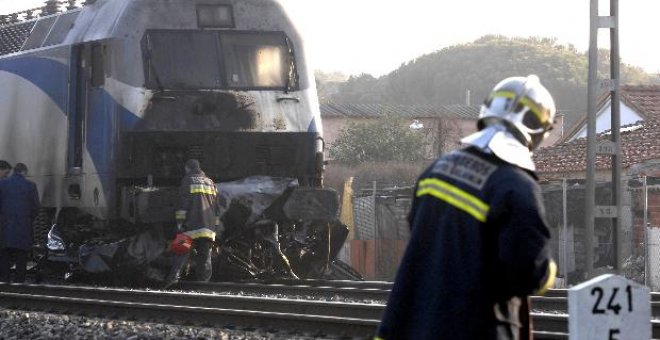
(164, 238), (213, 287)
(0, 248), (28, 283)
(189, 238), (213, 281)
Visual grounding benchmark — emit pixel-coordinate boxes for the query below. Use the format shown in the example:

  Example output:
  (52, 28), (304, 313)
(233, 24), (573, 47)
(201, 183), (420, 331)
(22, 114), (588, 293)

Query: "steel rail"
(0, 283), (379, 338)
(258, 278), (393, 290)
(0, 283), (384, 320)
(177, 281), (660, 317)
(179, 280), (391, 301)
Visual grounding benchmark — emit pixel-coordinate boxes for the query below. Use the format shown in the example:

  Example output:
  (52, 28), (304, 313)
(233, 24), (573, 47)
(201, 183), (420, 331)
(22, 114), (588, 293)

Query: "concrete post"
(569, 274), (651, 340)
(585, 0), (598, 279)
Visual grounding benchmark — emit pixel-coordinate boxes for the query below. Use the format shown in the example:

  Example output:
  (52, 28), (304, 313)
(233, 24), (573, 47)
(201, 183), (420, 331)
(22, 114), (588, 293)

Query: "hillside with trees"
(328, 36), (657, 113)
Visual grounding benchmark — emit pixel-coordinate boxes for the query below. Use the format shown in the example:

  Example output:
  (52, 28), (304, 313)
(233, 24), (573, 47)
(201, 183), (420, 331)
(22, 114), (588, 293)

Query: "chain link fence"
(344, 182), (412, 280)
(343, 176), (660, 287)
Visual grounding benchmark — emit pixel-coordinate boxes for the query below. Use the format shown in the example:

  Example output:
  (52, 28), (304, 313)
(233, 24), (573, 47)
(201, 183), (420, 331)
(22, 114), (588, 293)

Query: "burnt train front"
(45, 0), (356, 282)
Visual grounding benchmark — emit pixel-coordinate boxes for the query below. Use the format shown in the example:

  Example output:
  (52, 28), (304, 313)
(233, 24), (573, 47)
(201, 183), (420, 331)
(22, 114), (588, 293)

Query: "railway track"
(2, 281), (660, 339)
(178, 280), (660, 315)
(177, 280), (660, 339)
(0, 283), (379, 338)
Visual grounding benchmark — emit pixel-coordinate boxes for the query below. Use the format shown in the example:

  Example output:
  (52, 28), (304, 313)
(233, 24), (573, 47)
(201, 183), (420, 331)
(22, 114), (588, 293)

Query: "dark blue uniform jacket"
(0, 174), (40, 250)
(376, 147), (555, 340)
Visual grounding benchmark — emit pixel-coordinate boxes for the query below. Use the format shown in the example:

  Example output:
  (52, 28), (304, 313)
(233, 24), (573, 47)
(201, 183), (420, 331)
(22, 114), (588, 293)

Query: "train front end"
(46, 0), (354, 281)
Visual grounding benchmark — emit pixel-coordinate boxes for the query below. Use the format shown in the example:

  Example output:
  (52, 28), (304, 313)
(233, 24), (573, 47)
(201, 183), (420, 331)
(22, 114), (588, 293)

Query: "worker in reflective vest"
(164, 159), (221, 287)
(376, 76), (558, 340)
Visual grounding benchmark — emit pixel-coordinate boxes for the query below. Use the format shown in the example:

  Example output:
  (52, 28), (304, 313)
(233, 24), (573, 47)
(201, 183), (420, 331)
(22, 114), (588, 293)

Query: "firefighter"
(164, 159), (221, 287)
(0, 163), (40, 283)
(376, 75), (557, 340)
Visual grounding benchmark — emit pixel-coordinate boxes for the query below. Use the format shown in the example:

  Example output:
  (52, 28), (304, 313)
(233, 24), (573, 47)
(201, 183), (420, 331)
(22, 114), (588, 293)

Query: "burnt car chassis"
(43, 177), (363, 286)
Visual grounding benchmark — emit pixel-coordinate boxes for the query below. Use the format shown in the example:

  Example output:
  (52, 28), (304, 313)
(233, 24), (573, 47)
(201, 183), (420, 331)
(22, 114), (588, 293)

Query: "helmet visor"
(488, 90), (552, 133)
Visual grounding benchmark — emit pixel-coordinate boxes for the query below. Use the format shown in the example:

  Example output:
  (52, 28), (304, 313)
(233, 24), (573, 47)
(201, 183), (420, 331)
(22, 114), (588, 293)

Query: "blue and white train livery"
(0, 0), (324, 232)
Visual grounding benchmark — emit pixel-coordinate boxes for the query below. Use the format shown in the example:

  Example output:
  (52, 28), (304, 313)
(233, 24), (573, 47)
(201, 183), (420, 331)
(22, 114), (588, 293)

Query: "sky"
(2, 0), (659, 77)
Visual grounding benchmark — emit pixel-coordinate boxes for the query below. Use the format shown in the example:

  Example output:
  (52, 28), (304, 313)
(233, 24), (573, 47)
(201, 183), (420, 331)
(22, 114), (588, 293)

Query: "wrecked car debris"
(45, 176), (362, 285)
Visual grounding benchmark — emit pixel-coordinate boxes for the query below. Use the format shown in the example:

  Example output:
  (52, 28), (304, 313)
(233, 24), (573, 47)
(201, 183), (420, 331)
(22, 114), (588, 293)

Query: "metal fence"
(342, 176), (660, 287)
(343, 182), (412, 280)
(540, 176), (660, 288)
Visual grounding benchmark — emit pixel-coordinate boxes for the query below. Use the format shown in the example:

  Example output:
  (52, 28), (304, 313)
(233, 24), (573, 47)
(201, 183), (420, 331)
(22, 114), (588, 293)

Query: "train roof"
(0, 1), (85, 56)
(0, 0), (299, 58)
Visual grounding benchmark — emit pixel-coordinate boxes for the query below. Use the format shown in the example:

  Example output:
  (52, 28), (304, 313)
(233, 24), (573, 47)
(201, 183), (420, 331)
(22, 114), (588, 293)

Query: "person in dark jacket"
(164, 159), (220, 287)
(0, 163), (40, 283)
(0, 160), (11, 179)
(0, 160), (10, 271)
(376, 76), (558, 340)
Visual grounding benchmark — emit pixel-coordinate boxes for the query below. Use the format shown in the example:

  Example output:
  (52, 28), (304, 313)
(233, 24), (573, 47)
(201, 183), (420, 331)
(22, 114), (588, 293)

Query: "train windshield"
(144, 31), (297, 91)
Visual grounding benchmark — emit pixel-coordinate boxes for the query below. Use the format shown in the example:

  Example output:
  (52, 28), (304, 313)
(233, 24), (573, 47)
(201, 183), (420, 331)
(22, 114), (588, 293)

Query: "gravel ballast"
(0, 308), (332, 340)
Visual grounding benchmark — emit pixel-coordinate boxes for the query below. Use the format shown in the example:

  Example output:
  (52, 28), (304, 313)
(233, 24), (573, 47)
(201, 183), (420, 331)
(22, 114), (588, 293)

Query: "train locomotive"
(0, 0), (360, 283)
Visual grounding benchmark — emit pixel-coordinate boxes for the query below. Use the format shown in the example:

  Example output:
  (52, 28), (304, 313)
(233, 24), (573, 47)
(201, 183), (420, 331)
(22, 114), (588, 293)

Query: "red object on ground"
(170, 233), (193, 255)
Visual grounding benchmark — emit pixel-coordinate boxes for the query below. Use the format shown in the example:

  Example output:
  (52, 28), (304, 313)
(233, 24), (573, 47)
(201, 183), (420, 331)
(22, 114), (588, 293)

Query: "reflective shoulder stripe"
(190, 183), (217, 195)
(416, 178), (490, 222)
(534, 260), (557, 296)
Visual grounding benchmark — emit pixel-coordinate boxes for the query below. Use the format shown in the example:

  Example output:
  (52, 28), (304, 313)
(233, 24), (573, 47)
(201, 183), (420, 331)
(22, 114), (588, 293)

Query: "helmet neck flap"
(461, 123), (536, 171)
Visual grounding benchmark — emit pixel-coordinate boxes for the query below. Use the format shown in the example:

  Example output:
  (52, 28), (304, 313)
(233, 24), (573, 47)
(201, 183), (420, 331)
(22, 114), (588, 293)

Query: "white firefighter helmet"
(479, 75), (556, 150)
(461, 75), (556, 171)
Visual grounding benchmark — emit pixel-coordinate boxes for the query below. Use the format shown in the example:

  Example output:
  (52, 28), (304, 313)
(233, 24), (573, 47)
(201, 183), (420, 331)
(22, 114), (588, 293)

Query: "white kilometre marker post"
(569, 274), (650, 340)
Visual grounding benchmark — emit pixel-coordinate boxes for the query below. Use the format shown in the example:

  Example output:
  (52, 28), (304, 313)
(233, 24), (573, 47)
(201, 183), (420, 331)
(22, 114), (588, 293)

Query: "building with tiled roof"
(534, 119), (660, 179)
(321, 102), (566, 159)
(561, 85), (660, 143)
(534, 118), (660, 274)
(321, 103), (482, 160)
(320, 102), (480, 120)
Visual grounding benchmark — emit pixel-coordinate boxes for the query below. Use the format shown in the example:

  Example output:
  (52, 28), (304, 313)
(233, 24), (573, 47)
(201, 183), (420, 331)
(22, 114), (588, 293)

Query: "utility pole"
(585, 0), (622, 278)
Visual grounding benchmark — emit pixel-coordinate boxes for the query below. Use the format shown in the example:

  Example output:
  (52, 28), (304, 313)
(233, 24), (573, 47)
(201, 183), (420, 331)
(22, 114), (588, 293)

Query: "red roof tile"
(558, 85), (660, 143)
(534, 119), (660, 175)
(620, 85), (660, 117)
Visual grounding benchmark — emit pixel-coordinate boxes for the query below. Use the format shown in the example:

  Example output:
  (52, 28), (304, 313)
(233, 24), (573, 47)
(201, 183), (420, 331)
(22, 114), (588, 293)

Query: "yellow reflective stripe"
(490, 90), (516, 100)
(518, 96), (549, 124)
(175, 210), (187, 220)
(190, 184), (217, 195)
(374, 337), (385, 340)
(416, 178), (489, 222)
(184, 228), (216, 240)
(535, 260), (557, 296)
(490, 90), (549, 125)
(418, 178), (489, 214)
(191, 188), (216, 195)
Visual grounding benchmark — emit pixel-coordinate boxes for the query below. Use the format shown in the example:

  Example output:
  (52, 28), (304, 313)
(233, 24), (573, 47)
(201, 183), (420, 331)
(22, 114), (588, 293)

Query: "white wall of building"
(570, 101), (644, 141)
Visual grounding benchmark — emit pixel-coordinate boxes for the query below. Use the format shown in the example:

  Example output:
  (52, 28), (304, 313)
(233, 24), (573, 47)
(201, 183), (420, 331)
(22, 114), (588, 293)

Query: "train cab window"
(220, 32), (291, 89)
(143, 30), (297, 91)
(145, 31), (222, 89)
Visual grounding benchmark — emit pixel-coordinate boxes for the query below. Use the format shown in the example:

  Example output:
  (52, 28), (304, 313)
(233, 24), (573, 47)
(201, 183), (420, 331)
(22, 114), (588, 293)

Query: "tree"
(329, 114), (425, 165)
(328, 35), (656, 113)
